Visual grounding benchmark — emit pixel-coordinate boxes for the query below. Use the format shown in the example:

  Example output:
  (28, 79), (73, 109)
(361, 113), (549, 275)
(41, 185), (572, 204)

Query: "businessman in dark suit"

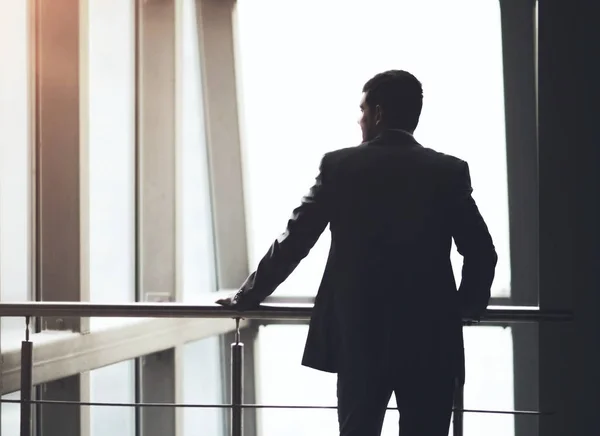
(218, 70), (497, 436)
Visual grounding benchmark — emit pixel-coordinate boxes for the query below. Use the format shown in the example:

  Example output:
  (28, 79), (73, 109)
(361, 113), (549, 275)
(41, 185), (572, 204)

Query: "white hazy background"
(236, 1), (514, 435)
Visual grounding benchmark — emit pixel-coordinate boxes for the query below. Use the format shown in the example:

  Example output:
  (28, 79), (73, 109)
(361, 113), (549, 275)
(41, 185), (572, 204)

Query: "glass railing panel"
(90, 360), (135, 436)
(256, 325), (338, 434)
(461, 325), (515, 436)
(1, 391), (21, 435)
(182, 337), (225, 436)
(255, 324), (522, 436)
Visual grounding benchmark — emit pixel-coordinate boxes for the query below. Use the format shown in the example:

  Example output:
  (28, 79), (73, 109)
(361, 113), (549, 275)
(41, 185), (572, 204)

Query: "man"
(218, 70), (497, 436)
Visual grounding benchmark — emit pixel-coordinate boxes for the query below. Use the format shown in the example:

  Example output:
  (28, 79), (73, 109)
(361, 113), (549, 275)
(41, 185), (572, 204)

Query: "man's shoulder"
(419, 146), (468, 169)
(323, 143), (467, 170)
(323, 144), (366, 160)
(319, 144), (366, 170)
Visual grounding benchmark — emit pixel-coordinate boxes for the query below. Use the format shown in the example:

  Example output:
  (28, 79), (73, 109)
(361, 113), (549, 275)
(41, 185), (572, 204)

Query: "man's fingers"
(215, 295), (255, 311)
(215, 298), (233, 306)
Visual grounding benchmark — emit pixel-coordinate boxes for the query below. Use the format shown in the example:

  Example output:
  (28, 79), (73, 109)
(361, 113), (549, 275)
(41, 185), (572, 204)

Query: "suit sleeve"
(450, 161), (498, 319)
(233, 156), (331, 308)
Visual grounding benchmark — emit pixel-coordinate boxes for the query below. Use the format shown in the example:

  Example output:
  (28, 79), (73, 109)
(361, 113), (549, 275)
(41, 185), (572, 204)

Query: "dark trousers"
(337, 367), (456, 436)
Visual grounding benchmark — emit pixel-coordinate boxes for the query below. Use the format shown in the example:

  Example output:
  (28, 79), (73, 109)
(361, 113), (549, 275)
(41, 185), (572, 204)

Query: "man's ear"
(375, 105), (383, 125)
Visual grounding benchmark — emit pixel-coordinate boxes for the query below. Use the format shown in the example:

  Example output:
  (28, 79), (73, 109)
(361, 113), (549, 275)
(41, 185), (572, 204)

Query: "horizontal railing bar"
(0, 301), (572, 323)
(0, 399), (549, 415)
(255, 319), (538, 329)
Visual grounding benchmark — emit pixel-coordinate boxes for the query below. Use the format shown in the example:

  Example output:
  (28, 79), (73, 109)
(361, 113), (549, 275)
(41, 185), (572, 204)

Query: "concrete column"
(34, 0), (90, 434)
(538, 0), (600, 434)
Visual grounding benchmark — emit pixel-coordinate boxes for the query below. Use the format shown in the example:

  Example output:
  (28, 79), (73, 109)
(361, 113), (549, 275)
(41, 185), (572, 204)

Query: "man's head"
(358, 70), (423, 142)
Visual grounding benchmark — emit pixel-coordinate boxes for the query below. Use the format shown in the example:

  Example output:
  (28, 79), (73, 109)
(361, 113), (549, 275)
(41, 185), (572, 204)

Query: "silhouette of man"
(217, 70), (497, 436)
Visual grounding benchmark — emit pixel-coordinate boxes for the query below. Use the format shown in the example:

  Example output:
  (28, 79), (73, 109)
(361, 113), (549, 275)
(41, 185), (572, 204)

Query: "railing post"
(20, 316), (33, 436)
(231, 318), (244, 436)
(453, 382), (464, 436)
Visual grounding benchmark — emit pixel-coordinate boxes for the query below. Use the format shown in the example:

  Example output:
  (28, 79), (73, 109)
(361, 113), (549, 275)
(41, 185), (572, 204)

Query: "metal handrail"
(0, 299), (573, 323)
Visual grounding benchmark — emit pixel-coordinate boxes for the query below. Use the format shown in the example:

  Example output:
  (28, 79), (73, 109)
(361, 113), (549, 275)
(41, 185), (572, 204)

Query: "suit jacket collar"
(368, 129), (421, 147)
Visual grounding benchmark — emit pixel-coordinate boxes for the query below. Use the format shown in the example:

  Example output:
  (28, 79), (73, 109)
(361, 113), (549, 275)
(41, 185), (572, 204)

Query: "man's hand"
(215, 293), (259, 310)
(215, 296), (235, 307)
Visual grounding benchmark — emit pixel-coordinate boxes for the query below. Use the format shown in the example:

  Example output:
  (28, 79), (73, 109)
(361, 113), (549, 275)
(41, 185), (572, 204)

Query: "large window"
(87, 0), (136, 312)
(237, 0), (510, 298)
(86, 2), (136, 432)
(85, 0), (222, 433)
(178, 0), (223, 433)
(236, 0), (512, 435)
(178, 0), (217, 302)
(0, 0), (32, 340)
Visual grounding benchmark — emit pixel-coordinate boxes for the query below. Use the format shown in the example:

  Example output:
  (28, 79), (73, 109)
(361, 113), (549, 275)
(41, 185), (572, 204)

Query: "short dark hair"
(362, 70), (423, 131)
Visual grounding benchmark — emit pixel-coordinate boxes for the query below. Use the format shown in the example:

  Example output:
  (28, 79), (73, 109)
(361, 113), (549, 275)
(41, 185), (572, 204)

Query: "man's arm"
(218, 156), (330, 309)
(450, 161), (498, 320)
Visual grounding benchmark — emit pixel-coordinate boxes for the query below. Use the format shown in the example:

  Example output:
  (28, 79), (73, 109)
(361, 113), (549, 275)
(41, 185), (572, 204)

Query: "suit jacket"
(233, 130), (497, 381)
